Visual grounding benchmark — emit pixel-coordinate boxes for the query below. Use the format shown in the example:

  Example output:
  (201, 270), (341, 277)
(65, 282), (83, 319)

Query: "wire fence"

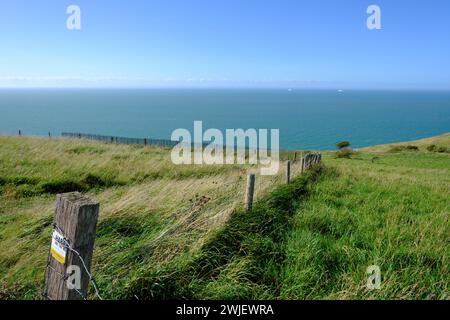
(62, 132), (179, 148)
(44, 223), (103, 300)
(41, 149), (322, 300)
(61, 132), (260, 151)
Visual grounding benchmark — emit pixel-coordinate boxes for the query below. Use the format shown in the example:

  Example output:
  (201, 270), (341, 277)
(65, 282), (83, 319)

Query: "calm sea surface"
(0, 89), (449, 150)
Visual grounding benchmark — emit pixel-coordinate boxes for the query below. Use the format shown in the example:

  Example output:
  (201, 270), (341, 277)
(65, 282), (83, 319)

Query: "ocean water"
(0, 89), (449, 150)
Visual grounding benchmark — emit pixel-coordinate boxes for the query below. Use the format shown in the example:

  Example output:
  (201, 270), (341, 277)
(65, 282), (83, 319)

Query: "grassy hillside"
(278, 151), (449, 299)
(0, 134), (449, 299)
(0, 136), (288, 299)
(360, 132), (450, 152)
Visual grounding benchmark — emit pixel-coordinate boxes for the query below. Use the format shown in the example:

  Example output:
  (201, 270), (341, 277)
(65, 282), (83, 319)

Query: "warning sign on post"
(51, 230), (67, 264)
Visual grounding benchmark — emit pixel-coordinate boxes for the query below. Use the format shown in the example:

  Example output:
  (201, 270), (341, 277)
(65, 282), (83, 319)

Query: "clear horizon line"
(0, 86), (449, 92)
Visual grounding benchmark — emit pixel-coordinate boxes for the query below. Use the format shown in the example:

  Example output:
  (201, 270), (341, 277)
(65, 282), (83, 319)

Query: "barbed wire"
(45, 263), (87, 300)
(47, 223), (103, 300)
(43, 154), (321, 301)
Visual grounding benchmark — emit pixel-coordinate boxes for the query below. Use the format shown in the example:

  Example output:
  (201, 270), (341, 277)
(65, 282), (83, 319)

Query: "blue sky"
(1, 0), (449, 89)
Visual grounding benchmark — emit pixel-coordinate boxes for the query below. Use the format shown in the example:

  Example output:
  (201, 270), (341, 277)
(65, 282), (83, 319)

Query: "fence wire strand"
(46, 223), (103, 300)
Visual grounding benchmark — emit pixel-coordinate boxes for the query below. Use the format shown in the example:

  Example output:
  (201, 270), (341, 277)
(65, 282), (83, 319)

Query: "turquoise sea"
(0, 89), (449, 150)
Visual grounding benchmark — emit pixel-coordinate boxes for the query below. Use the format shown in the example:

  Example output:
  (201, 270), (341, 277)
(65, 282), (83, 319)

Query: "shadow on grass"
(123, 165), (326, 300)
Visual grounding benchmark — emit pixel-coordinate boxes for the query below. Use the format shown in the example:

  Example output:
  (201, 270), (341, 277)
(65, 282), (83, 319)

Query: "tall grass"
(0, 136), (288, 299)
(0, 134), (448, 299)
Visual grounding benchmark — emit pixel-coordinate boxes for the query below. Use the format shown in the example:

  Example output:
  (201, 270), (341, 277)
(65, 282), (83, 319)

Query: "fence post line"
(245, 174), (256, 212)
(300, 157), (305, 174)
(18, 129), (21, 136)
(286, 160), (291, 184)
(44, 192), (100, 300)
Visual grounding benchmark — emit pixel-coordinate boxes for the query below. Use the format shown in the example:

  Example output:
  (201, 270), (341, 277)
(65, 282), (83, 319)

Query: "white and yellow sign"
(51, 230), (67, 264)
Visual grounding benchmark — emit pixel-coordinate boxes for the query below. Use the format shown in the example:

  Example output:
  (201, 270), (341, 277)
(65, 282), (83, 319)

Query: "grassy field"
(0, 134), (448, 299)
(278, 151), (449, 299)
(0, 136), (288, 299)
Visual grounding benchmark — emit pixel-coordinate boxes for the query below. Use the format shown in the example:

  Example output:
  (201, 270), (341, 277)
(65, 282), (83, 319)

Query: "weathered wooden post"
(144, 138), (147, 146)
(293, 152), (297, 161)
(18, 129), (21, 136)
(286, 160), (291, 184)
(48, 132), (51, 139)
(44, 192), (100, 300)
(300, 157), (305, 174)
(245, 174), (255, 211)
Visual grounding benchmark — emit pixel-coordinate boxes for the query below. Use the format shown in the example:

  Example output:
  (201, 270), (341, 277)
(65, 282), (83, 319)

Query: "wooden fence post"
(18, 129), (21, 136)
(286, 161), (291, 184)
(300, 157), (305, 174)
(44, 192), (100, 300)
(245, 174), (255, 212)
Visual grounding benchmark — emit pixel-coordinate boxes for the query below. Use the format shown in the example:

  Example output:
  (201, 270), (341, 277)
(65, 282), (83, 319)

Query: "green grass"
(121, 166), (322, 299)
(0, 136), (287, 299)
(279, 153), (449, 299)
(0, 134), (449, 299)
